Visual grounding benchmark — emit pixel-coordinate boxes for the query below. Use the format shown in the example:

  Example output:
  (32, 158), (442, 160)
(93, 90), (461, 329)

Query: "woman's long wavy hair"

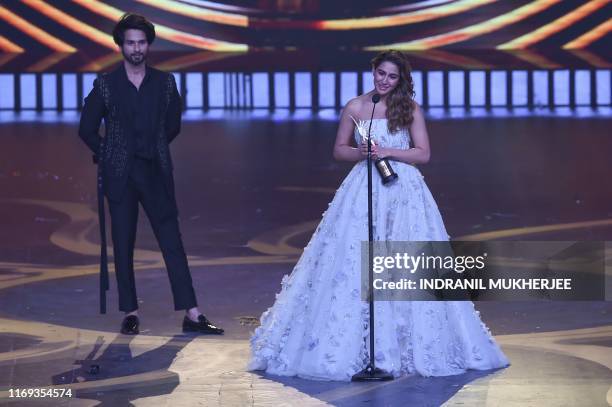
(371, 50), (416, 133)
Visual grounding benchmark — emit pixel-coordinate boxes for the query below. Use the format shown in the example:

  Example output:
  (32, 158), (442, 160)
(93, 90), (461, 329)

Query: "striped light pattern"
(566, 49), (612, 69)
(367, 0), (560, 50)
(564, 18), (612, 49)
(405, 50), (492, 69)
(23, 0), (117, 50)
(502, 50), (562, 69)
(0, 53), (20, 69)
(0, 4), (76, 52)
(498, 0), (609, 49)
(72, 0), (248, 51)
(0, 36), (24, 53)
(134, 0), (248, 27)
(26, 53), (71, 72)
(0, 0), (607, 54)
(316, 0), (497, 30)
(80, 53), (124, 72)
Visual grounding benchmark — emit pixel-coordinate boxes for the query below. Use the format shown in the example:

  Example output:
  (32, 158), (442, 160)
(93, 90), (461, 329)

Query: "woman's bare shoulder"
(344, 94), (371, 117)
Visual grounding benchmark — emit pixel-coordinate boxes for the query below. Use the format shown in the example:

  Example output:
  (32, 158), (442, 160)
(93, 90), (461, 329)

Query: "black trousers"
(108, 157), (197, 313)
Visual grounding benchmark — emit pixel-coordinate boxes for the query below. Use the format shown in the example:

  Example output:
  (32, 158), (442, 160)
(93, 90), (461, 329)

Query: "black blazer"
(79, 64), (182, 201)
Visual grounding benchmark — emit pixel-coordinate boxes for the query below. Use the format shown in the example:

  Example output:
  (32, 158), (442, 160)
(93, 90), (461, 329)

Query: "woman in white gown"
(248, 51), (509, 381)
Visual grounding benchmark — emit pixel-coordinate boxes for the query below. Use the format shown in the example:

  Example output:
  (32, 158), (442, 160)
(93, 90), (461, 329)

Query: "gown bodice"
(353, 118), (411, 150)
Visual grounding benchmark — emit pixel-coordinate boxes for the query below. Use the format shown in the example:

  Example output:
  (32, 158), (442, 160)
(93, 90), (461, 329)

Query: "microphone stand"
(352, 94), (394, 382)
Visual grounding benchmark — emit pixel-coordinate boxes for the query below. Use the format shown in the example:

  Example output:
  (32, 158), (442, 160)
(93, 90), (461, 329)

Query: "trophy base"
(375, 158), (398, 185)
(381, 173), (398, 185)
(351, 364), (394, 382)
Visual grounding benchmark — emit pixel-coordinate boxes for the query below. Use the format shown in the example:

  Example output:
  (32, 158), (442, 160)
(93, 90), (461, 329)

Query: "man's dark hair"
(112, 13), (156, 46)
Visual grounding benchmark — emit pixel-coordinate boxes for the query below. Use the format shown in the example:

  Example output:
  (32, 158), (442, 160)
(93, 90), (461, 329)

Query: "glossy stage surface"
(0, 109), (611, 406)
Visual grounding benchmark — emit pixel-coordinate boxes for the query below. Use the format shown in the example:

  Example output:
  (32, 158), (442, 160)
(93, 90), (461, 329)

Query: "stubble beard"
(122, 49), (146, 66)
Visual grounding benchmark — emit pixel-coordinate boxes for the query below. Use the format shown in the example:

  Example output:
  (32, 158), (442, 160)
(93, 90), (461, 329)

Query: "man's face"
(121, 29), (149, 66)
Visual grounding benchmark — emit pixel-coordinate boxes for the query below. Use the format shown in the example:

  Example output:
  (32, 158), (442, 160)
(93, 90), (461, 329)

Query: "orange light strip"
(499, 0), (609, 49)
(154, 51), (238, 71)
(0, 35), (24, 53)
(27, 52), (72, 72)
(80, 53), (124, 72)
(0, 5), (75, 52)
(134, 0), (248, 27)
(566, 48), (611, 68)
(23, 0), (117, 49)
(0, 52), (20, 68)
(179, 0), (269, 14)
(73, 0), (248, 51)
(311, 0), (497, 30)
(367, 0), (560, 50)
(405, 50), (492, 69)
(564, 18), (612, 48)
(501, 49), (561, 69)
(156, 26), (248, 51)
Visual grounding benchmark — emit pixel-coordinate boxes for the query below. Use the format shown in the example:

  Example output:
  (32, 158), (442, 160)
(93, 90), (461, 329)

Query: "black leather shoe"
(120, 315), (139, 335)
(182, 315), (224, 335)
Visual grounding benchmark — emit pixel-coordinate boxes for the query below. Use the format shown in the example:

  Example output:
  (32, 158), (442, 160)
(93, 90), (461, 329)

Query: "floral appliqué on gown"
(248, 119), (510, 381)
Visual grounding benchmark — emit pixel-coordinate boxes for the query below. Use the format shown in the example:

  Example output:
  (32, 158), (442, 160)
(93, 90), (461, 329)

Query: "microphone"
(367, 93), (398, 185)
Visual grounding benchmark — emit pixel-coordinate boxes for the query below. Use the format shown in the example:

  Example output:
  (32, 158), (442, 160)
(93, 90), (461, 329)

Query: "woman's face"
(373, 61), (400, 96)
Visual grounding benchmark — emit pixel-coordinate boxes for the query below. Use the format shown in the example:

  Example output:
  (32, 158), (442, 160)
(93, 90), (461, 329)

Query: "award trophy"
(350, 116), (398, 185)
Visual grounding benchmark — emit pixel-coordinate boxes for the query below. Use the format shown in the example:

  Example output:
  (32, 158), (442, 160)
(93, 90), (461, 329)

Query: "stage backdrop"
(0, 1), (609, 111)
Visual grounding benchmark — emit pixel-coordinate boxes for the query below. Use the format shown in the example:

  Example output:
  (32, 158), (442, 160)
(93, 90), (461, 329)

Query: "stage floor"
(0, 110), (611, 406)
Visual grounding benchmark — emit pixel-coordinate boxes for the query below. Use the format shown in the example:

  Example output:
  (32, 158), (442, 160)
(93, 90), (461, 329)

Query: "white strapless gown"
(248, 119), (509, 381)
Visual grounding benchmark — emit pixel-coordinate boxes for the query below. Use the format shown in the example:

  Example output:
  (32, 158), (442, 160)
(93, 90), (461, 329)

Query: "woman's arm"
(372, 103), (431, 165)
(333, 99), (367, 162)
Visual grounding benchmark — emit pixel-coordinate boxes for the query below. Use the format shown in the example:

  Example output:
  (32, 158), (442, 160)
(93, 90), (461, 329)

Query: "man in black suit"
(79, 13), (223, 335)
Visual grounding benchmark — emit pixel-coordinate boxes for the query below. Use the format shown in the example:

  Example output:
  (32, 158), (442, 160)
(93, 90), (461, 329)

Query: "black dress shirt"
(120, 65), (155, 159)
